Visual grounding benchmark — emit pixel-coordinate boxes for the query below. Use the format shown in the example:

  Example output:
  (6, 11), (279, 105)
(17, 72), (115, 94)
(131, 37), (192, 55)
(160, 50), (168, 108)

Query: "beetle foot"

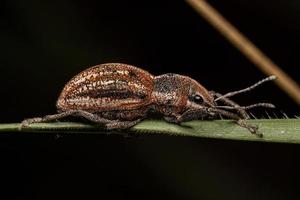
(236, 119), (262, 137)
(19, 117), (43, 130)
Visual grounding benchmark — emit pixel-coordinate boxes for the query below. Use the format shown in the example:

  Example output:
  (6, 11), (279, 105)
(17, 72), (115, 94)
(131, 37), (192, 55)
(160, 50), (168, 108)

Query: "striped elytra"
(57, 63), (154, 112)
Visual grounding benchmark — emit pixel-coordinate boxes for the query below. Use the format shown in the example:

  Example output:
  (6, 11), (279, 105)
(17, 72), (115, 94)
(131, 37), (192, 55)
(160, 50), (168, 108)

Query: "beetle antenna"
(209, 108), (240, 120)
(243, 103), (275, 110)
(216, 102), (275, 110)
(215, 75), (276, 101)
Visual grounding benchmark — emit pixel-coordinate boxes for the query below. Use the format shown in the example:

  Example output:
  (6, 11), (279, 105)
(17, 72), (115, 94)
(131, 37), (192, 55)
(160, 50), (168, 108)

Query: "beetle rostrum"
(21, 63), (276, 136)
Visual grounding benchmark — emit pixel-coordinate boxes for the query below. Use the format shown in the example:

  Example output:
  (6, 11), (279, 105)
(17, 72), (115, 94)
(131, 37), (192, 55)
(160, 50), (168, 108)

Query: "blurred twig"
(186, 0), (300, 105)
(2, 119), (300, 144)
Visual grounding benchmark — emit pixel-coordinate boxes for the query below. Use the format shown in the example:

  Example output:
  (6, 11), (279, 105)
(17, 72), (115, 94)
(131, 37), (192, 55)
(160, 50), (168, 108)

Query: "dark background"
(0, 0), (299, 199)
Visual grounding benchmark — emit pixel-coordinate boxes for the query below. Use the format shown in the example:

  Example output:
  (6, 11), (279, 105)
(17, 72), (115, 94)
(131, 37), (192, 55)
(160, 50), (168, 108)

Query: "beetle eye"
(193, 94), (204, 104)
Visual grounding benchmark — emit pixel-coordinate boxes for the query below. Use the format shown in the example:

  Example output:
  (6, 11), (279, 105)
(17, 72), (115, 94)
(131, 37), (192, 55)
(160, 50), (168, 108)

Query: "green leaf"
(1, 119), (300, 144)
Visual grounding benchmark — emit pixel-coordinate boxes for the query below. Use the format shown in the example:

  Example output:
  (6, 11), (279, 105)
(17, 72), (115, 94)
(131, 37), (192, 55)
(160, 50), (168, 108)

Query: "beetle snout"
(186, 99), (214, 111)
(206, 100), (216, 108)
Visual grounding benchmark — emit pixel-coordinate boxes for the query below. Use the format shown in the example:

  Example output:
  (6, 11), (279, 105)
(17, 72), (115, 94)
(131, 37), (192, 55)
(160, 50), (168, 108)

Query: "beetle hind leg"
(20, 111), (78, 128)
(20, 110), (118, 128)
(20, 110), (142, 130)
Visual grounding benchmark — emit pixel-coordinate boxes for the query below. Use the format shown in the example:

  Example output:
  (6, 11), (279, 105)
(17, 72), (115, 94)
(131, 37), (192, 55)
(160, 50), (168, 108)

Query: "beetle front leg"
(236, 119), (261, 137)
(210, 91), (250, 119)
(208, 107), (261, 136)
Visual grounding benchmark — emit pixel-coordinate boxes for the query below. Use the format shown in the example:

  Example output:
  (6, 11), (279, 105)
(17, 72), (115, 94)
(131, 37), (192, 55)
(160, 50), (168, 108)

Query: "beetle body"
(21, 63), (275, 135)
(56, 63), (214, 123)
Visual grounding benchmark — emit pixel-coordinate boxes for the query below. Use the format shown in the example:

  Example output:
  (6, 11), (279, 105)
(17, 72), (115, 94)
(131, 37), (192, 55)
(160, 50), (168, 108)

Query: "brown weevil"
(21, 63), (276, 136)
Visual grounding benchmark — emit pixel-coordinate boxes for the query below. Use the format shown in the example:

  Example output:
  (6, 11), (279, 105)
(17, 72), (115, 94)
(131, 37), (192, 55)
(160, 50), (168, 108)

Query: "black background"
(0, 0), (299, 199)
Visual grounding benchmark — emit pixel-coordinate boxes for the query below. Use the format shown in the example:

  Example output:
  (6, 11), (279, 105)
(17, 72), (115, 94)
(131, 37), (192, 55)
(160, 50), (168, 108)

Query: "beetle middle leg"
(98, 108), (148, 129)
(105, 119), (142, 130)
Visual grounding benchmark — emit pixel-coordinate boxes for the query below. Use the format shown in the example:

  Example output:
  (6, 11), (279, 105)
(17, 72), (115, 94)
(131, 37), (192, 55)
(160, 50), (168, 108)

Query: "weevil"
(21, 63), (276, 136)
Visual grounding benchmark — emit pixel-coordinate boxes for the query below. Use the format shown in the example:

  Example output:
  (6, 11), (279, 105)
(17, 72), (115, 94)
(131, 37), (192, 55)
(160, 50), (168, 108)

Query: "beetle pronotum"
(21, 63), (275, 136)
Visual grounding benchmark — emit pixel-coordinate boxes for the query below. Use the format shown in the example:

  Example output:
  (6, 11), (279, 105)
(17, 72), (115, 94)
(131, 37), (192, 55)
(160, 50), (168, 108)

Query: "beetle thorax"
(151, 73), (190, 115)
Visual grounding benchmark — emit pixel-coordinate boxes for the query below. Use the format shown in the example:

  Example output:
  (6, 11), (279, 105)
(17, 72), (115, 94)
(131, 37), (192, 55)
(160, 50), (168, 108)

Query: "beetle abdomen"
(57, 63), (154, 112)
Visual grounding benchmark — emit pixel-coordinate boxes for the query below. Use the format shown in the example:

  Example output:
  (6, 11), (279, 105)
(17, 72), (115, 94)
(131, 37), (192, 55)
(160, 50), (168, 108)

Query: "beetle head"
(186, 77), (215, 110)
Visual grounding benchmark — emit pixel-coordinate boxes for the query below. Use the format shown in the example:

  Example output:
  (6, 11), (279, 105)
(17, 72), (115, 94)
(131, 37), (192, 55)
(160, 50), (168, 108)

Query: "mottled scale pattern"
(57, 63), (154, 112)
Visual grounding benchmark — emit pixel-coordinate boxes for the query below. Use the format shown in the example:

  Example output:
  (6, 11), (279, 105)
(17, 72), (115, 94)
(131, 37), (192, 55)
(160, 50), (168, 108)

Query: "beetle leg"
(208, 107), (260, 136)
(164, 114), (181, 123)
(71, 110), (119, 124)
(163, 116), (177, 123)
(20, 110), (118, 128)
(163, 112), (186, 123)
(237, 119), (261, 137)
(210, 91), (249, 119)
(21, 111), (77, 127)
(105, 119), (141, 130)
(209, 91), (262, 135)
